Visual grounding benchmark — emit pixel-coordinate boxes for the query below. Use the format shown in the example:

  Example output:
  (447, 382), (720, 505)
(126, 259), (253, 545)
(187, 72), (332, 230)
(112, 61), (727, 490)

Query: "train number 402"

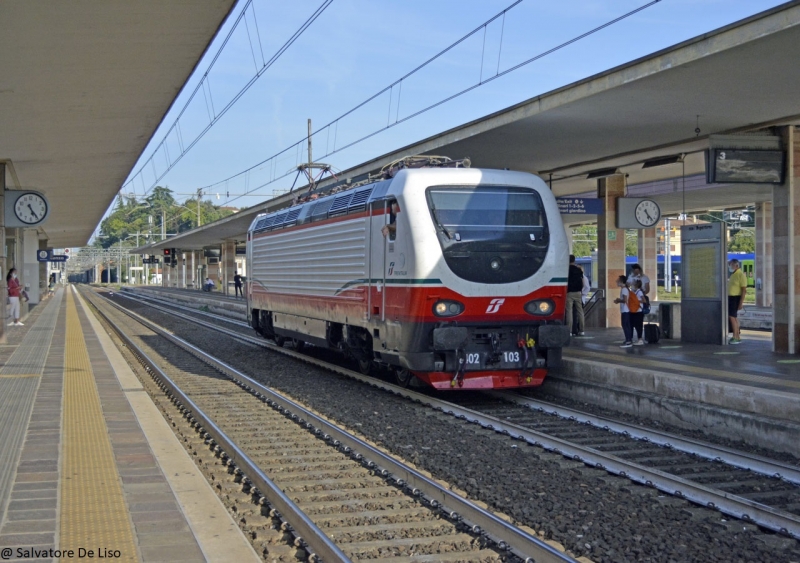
(466, 353), (481, 365)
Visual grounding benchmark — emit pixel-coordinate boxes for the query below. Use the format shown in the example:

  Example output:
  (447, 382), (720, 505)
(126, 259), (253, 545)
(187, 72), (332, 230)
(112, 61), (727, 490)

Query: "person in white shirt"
(581, 271), (590, 305)
(629, 263), (651, 297)
(613, 275), (633, 348)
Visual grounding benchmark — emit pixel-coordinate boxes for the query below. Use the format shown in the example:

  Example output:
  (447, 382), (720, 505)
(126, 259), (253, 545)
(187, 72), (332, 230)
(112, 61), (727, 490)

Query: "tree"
(571, 225), (596, 258)
(95, 186), (237, 248)
(728, 228), (755, 253)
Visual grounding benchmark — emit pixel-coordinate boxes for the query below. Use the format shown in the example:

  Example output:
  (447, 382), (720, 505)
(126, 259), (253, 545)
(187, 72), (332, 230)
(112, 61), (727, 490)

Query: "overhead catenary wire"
(122, 0), (335, 198)
(160, 0), (662, 211)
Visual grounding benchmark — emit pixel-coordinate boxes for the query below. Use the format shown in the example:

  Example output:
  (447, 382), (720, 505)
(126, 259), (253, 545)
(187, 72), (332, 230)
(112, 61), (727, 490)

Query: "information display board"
(683, 243), (720, 299)
(680, 223), (727, 345)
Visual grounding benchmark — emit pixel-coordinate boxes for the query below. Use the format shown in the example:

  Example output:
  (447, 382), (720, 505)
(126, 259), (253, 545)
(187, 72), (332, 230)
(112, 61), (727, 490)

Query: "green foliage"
(571, 225), (596, 258)
(728, 228), (755, 253)
(95, 186), (237, 249)
(571, 226), (639, 257)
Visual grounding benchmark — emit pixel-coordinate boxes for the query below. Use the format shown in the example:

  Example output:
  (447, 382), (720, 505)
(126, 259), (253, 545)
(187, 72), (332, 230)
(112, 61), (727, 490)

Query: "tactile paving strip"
(0, 290), (62, 530)
(59, 290), (138, 561)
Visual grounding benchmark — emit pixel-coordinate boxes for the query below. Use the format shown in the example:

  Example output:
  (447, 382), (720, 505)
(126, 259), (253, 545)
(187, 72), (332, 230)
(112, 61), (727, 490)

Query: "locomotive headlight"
(524, 299), (555, 316)
(490, 259), (501, 270)
(433, 300), (464, 317)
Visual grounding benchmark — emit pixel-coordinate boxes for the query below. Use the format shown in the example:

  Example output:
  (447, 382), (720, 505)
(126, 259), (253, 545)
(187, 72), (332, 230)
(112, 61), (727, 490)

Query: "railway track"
(81, 287), (574, 563)
(114, 287), (800, 542)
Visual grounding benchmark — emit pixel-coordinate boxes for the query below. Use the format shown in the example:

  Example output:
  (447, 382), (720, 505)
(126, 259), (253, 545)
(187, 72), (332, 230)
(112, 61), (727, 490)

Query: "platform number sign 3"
(15, 193), (48, 225)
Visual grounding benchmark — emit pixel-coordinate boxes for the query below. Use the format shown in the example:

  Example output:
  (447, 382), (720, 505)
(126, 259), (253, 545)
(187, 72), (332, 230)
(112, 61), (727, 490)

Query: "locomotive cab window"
(427, 186), (549, 284)
(381, 199), (400, 241)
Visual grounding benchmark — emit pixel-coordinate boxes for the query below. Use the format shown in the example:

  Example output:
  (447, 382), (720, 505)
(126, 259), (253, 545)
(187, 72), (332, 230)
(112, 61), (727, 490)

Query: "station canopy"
(0, 0), (237, 248)
(140, 0), (800, 252)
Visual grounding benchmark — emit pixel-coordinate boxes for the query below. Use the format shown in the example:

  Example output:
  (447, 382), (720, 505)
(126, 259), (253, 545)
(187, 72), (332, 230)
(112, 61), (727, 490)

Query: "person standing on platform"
(566, 255), (585, 336)
(234, 272), (243, 299)
(629, 279), (645, 345)
(727, 259), (748, 344)
(6, 268), (23, 326)
(629, 263), (651, 297)
(613, 275), (633, 348)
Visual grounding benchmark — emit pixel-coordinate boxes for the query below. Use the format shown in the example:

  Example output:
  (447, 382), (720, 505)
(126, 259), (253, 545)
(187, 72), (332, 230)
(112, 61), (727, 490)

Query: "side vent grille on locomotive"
(270, 211), (288, 229)
(311, 198), (334, 221)
(328, 192), (353, 216)
(348, 187), (373, 212)
(253, 217), (269, 232)
(283, 207), (302, 227)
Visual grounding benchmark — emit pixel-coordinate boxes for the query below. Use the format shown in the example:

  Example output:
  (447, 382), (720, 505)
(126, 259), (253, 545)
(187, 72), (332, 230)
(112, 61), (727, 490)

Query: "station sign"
(556, 197), (604, 215)
(36, 250), (68, 262)
(142, 257), (160, 264)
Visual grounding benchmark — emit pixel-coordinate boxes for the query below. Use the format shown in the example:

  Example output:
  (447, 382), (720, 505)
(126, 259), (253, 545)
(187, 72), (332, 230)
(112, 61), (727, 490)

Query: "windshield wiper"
(431, 207), (454, 240)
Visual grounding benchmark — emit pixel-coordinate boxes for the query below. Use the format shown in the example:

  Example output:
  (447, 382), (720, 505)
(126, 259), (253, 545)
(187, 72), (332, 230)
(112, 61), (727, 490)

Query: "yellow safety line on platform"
(568, 349), (800, 390)
(60, 291), (138, 562)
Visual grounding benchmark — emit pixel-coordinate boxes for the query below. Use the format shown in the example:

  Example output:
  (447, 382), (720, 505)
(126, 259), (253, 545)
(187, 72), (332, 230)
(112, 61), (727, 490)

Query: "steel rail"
(119, 288), (250, 328)
(89, 289), (576, 563)
(491, 391), (800, 485)
(84, 292), (350, 563)
(105, 289), (800, 540)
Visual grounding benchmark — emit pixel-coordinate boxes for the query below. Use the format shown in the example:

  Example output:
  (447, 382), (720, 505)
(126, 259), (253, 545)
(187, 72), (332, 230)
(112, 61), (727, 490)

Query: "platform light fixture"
(642, 154), (684, 169)
(585, 167), (619, 179)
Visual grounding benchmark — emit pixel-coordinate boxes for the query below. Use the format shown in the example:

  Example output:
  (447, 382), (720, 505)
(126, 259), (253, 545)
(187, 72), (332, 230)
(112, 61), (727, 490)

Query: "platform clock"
(634, 199), (661, 228)
(616, 198), (662, 229)
(4, 191), (51, 228)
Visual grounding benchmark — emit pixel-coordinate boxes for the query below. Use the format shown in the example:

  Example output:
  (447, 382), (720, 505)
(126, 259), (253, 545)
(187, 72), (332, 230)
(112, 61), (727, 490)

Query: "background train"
(247, 160), (571, 390)
(575, 253), (756, 288)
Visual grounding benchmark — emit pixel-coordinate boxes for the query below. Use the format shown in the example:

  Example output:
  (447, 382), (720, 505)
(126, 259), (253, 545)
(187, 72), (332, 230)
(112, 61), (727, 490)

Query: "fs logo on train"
(486, 298), (505, 314)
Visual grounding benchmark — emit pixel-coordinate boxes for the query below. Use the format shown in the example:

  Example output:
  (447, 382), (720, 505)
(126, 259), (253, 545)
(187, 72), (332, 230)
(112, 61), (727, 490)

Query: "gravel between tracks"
(102, 292), (800, 563)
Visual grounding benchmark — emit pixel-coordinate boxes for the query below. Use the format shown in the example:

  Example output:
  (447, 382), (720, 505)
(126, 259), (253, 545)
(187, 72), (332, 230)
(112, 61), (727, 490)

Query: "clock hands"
(644, 209), (653, 222)
(27, 204), (39, 220)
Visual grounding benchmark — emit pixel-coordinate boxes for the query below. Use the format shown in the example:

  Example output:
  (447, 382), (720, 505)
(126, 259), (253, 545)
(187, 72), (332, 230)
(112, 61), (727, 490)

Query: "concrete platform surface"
(0, 287), (259, 563)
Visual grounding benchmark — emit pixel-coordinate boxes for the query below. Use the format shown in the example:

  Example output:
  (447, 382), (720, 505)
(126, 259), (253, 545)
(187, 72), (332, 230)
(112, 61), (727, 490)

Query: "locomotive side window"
(427, 186), (549, 284)
(381, 199), (400, 241)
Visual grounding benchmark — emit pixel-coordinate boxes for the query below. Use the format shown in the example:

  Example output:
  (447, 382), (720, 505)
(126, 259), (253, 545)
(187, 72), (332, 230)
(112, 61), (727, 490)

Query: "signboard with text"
(556, 197), (604, 215)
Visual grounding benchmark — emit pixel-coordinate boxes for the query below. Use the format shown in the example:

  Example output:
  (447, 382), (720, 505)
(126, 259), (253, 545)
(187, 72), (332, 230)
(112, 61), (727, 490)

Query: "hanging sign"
(556, 197), (604, 215)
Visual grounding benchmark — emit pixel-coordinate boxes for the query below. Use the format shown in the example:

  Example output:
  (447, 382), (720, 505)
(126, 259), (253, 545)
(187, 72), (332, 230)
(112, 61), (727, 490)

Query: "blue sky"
(119, 0), (786, 212)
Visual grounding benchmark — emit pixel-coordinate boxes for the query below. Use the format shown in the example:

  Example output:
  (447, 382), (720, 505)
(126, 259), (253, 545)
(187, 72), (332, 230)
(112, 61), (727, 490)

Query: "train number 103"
(465, 351), (521, 365)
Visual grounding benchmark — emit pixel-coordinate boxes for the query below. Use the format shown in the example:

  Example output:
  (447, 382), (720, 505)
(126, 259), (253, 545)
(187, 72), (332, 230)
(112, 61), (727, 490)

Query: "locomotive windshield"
(427, 186), (549, 284)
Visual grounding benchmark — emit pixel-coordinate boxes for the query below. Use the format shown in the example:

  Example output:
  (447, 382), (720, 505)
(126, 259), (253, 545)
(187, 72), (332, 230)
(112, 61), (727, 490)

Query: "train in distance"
(575, 253), (757, 288)
(246, 156), (570, 390)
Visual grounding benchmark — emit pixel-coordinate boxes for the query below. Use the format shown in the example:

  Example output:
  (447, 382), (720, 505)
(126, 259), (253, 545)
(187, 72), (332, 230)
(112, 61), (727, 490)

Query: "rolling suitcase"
(644, 323), (660, 344)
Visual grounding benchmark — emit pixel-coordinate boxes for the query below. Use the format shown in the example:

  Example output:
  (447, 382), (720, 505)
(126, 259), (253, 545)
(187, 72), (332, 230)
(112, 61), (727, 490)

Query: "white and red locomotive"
(247, 161), (570, 389)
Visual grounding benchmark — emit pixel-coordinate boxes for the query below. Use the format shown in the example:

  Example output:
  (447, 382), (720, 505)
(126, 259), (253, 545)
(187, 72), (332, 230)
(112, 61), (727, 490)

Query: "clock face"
(634, 199), (661, 227)
(14, 193), (48, 225)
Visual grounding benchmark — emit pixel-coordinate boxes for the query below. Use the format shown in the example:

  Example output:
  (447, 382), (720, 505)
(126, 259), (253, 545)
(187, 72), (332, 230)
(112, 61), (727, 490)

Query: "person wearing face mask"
(727, 259), (747, 344)
(6, 268), (23, 326)
(613, 274), (633, 348)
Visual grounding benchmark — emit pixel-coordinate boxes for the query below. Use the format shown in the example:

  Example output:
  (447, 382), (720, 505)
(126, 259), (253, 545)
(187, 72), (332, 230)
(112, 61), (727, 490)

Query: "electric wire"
(154, 0), (662, 212)
(122, 0), (334, 198)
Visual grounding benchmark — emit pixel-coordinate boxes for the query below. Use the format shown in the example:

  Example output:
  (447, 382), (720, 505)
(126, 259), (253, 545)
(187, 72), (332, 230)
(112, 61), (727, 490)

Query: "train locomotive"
(246, 158), (571, 390)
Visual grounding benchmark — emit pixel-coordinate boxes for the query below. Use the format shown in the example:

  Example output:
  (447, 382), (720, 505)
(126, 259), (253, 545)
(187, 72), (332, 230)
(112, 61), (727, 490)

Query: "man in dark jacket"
(234, 273), (243, 298)
(566, 255), (585, 336)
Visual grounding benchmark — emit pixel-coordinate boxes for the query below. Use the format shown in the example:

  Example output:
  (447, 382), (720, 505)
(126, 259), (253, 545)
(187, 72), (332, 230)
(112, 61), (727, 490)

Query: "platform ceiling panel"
(0, 0), (236, 247)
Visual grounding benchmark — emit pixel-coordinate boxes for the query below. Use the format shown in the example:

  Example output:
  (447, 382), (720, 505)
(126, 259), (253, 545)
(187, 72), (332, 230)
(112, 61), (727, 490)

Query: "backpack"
(567, 265), (584, 292)
(627, 290), (641, 313)
(641, 294), (651, 315)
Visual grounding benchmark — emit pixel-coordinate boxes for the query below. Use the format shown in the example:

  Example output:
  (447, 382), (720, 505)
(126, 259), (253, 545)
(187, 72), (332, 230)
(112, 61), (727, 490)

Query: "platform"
(120, 286), (246, 322)
(0, 287), (259, 563)
(549, 327), (800, 456)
